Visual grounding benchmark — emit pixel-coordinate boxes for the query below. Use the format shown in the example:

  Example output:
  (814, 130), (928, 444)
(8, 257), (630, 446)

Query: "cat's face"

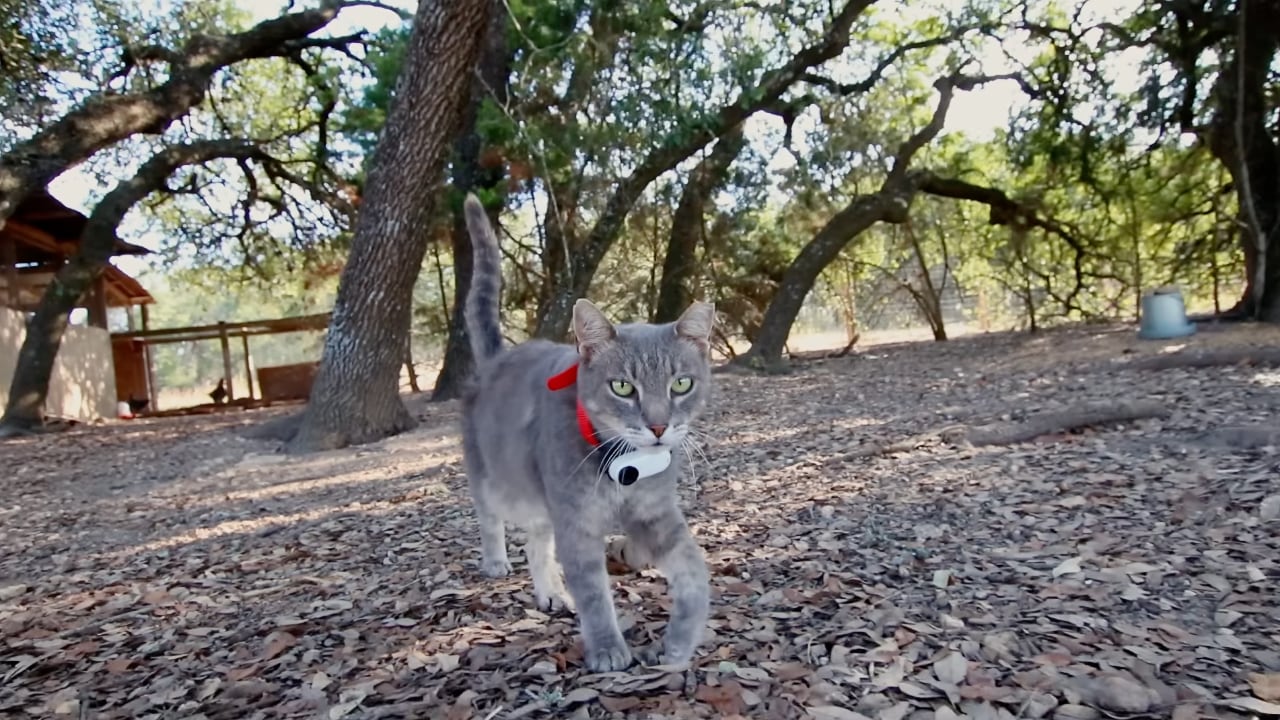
(573, 300), (715, 450)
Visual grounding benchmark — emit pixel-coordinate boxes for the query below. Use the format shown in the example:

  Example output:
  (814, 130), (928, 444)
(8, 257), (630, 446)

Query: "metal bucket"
(1138, 286), (1196, 340)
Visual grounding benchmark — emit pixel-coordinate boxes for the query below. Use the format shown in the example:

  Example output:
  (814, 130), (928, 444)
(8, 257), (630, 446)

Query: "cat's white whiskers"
(591, 440), (627, 504)
(680, 439), (699, 498)
(685, 429), (712, 468)
(567, 433), (617, 479)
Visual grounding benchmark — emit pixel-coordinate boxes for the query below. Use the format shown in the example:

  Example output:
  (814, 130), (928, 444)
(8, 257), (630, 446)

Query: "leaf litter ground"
(2, 322), (1279, 719)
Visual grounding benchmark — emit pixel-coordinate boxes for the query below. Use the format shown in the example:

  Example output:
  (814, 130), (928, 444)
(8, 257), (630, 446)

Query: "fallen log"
(952, 400), (1170, 447)
(835, 400), (1169, 460)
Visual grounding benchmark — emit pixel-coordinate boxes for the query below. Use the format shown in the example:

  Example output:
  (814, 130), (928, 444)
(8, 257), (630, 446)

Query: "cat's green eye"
(609, 379), (635, 397)
(671, 376), (693, 395)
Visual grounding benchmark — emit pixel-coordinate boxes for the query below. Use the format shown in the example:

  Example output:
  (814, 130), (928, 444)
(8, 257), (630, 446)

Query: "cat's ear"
(675, 301), (715, 354)
(573, 299), (616, 359)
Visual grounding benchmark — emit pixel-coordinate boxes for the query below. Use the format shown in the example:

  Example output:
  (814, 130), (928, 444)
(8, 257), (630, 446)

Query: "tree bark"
(1205, 0), (1280, 321)
(431, 0), (511, 402)
(1, 141), (262, 432)
(0, 2), (347, 225)
(740, 195), (900, 368)
(286, 0), (494, 452)
(904, 219), (947, 340)
(736, 75), (1029, 369)
(532, 0), (876, 340)
(737, 75), (963, 370)
(653, 127), (745, 323)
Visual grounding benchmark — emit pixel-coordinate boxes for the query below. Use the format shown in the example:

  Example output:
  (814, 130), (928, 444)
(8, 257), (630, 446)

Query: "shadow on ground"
(1, 321), (1278, 719)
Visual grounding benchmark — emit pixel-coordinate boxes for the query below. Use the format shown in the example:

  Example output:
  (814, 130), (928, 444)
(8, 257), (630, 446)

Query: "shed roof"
(2, 189), (154, 308)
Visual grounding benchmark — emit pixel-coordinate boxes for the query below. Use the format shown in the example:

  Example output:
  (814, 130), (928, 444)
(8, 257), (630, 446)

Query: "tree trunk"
(653, 127), (745, 323)
(1206, 0), (1280, 321)
(0, 4), (343, 225)
(905, 219), (947, 340)
(287, 0), (494, 453)
(1, 141), (261, 432)
(533, 184), (579, 337)
(738, 195), (898, 369)
(531, 0), (875, 341)
(431, 0), (511, 402)
(733, 74), (1021, 369)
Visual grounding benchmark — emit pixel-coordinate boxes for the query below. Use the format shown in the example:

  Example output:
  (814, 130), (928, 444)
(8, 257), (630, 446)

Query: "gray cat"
(459, 194), (713, 672)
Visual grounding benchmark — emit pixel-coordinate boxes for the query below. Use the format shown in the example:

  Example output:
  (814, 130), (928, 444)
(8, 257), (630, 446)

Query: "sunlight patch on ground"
(1251, 371), (1280, 387)
(206, 461), (452, 504)
(106, 488), (453, 560)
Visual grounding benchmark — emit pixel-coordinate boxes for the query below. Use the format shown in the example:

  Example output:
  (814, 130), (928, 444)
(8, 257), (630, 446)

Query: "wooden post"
(1, 235), (17, 308)
(86, 274), (109, 329)
(141, 304), (158, 412)
(241, 333), (255, 400)
(218, 321), (234, 401)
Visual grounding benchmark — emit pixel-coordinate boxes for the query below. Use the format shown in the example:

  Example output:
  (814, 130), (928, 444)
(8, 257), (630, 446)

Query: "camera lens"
(619, 466), (639, 485)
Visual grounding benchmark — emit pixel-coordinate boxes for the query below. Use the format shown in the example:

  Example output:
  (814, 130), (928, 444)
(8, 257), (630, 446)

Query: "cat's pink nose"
(649, 424), (667, 438)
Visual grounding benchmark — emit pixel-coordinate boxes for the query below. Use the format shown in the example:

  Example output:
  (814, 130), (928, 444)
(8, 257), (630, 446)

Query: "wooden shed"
(1, 190), (155, 420)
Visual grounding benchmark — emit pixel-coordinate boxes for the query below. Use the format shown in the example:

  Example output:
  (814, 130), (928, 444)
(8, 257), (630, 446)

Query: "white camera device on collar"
(608, 446), (672, 485)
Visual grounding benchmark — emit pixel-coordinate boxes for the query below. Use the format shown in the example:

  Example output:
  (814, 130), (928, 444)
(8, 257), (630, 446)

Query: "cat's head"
(572, 299), (715, 450)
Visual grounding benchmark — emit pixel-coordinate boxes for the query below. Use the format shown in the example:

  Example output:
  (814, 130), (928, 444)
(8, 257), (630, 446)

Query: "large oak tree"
(0, 0), (364, 433)
(0, 1), (357, 225)
(285, 0), (496, 452)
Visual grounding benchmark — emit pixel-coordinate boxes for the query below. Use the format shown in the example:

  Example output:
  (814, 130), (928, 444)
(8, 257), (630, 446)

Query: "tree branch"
(915, 172), (1089, 313)
(0, 0), (354, 224)
(536, 0), (877, 338)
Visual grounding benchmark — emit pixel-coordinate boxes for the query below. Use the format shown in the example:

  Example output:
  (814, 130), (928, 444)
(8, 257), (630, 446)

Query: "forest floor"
(2, 321), (1279, 720)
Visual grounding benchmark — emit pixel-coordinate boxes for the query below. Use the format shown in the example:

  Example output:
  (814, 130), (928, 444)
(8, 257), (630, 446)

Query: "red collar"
(546, 363), (600, 447)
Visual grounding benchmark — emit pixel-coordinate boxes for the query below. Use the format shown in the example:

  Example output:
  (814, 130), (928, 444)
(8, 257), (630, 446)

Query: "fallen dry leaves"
(1, 322), (1278, 718)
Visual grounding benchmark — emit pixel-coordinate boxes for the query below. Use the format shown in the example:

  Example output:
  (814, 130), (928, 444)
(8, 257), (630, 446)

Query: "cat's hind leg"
(472, 492), (512, 577)
(526, 522), (574, 612)
(463, 448), (512, 577)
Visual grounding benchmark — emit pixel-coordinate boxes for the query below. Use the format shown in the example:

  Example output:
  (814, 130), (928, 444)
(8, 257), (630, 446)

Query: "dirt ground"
(2, 321), (1279, 719)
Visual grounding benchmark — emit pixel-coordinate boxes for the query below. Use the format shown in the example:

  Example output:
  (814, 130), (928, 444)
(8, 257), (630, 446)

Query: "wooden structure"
(3, 192), (421, 415)
(1, 189), (154, 319)
(111, 313), (333, 410)
(111, 312), (426, 412)
(2, 190), (156, 419)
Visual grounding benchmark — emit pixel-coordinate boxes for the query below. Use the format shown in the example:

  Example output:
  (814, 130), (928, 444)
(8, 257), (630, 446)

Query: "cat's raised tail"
(463, 193), (504, 362)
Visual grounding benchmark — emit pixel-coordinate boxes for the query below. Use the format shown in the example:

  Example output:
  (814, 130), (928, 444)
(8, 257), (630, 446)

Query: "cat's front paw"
(535, 590), (575, 614)
(660, 638), (698, 667)
(480, 557), (513, 578)
(584, 638), (633, 672)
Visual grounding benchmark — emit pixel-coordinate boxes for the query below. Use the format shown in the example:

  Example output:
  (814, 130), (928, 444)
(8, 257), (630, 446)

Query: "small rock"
(1054, 705), (1099, 720)
(0, 584), (28, 601)
(1025, 692), (1059, 718)
(528, 660), (558, 675)
(1261, 494), (1280, 521)
(1090, 674), (1160, 713)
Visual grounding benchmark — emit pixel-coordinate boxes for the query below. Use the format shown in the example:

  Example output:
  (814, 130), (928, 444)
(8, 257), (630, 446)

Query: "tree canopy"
(3, 0), (1275, 435)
